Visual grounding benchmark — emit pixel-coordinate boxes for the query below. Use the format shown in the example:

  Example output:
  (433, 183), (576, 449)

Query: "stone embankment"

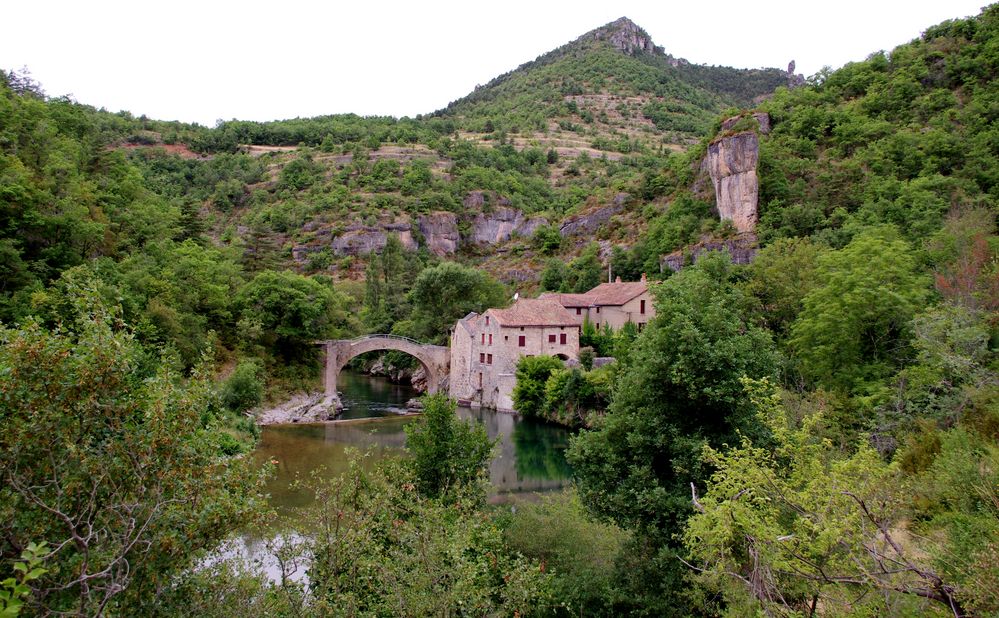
(256, 392), (342, 425)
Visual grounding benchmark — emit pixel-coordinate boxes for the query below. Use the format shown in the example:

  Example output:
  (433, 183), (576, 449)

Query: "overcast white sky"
(2, 0), (988, 126)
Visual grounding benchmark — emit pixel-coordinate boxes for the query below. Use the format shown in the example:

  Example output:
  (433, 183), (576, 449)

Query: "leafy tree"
(540, 258), (567, 292)
(685, 379), (976, 617)
(236, 271), (351, 362)
(302, 455), (551, 615)
(404, 393), (494, 501)
(562, 243), (603, 293)
(512, 355), (564, 418)
(743, 237), (827, 339)
(790, 226), (930, 392)
(569, 252), (778, 537)
(406, 261), (506, 343)
(0, 291), (263, 615)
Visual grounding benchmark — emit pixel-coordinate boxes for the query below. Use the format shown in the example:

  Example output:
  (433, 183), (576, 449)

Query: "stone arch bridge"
(316, 335), (450, 406)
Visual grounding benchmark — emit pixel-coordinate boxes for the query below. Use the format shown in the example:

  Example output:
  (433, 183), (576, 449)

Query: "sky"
(2, 0), (989, 126)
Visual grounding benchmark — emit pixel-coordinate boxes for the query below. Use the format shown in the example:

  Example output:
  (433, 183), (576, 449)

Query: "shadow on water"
(252, 371), (574, 520)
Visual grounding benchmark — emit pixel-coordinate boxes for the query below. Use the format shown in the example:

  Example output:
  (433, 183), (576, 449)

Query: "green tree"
(512, 355), (565, 418)
(404, 393), (494, 501)
(236, 270), (352, 362)
(406, 262), (506, 343)
(569, 251), (778, 536)
(790, 226), (930, 392)
(685, 379), (974, 617)
(0, 291), (263, 615)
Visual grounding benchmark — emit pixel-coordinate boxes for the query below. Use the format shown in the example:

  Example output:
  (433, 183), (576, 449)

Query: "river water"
(251, 370), (573, 519)
(230, 372), (572, 580)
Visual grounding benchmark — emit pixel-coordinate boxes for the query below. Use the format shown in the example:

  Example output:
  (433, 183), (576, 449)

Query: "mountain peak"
(588, 16), (659, 56)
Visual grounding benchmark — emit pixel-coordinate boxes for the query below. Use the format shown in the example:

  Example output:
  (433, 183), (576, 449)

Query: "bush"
(221, 358), (264, 413)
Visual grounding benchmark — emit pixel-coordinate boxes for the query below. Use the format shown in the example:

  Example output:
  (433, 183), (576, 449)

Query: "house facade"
(449, 299), (580, 412)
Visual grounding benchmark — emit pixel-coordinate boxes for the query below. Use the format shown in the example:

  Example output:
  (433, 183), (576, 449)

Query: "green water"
(252, 371), (573, 518)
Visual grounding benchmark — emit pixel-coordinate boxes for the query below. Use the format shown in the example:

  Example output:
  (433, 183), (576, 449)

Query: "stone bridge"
(316, 335), (450, 406)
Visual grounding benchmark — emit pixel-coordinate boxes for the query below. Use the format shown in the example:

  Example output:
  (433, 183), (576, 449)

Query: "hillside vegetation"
(1, 6), (998, 616)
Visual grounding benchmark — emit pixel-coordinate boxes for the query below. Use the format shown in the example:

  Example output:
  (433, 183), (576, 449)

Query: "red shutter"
(518, 336), (526, 347)
(560, 333), (567, 345)
(641, 299), (646, 314)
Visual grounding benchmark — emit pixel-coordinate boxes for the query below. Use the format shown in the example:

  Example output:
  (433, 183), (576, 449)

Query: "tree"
(406, 262), (506, 343)
(404, 393), (494, 501)
(236, 270), (351, 362)
(512, 355), (565, 419)
(790, 226), (930, 392)
(562, 243), (603, 293)
(0, 291), (263, 615)
(685, 379), (974, 617)
(569, 252), (778, 537)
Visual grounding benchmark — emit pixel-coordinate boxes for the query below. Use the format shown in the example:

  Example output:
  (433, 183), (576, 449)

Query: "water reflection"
(253, 371), (573, 518)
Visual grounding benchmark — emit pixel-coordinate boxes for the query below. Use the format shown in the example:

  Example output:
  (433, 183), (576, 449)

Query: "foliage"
(0, 543), (47, 617)
(685, 378), (989, 617)
(512, 355), (565, 419)
(221, 358), (265, 413)
(405, 261), (506, 343)
(235, 270), (353, 363)
(568, 252), (779, 538)
(404, 393), (495, 501)
(502, 490), (629, 616)
(0, 290), (264, 615)
(790, 226), (930, 392)
(303, 456), (551, 615)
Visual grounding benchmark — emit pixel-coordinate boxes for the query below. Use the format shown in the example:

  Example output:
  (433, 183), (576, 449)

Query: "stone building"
(540, 273), (655, 331)
(449, 299), (580, 412)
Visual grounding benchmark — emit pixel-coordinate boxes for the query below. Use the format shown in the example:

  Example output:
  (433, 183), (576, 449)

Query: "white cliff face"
(706, 131), (760, 234)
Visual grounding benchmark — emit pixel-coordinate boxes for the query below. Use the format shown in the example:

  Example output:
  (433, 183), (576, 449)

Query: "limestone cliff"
(705, 114), (769, 233)
(470, 206), (548, 245)
(418, 212), (460, 255)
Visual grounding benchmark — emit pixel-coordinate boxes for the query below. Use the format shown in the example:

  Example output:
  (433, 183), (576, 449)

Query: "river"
(251, 370), (573, 518)
(230, 371), (572, 580)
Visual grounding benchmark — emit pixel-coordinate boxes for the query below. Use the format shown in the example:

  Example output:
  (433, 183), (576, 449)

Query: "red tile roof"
(488, 299), (579, 327)
(539, 279), (649, 308)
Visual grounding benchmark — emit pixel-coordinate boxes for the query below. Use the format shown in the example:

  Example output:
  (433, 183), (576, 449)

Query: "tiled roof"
(585, 280), (648, 306)
(537, 292), (592, 307)
(539, 279), (649, 308)
(488, 299), (579, 327)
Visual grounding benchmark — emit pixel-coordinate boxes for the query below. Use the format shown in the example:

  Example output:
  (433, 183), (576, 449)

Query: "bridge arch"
(317, 335), (450, 403)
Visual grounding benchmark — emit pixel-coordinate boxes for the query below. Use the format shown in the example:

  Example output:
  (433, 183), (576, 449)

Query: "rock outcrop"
(330, 222), (417, 256)
(705, 130), (761, 234)
(594, 17), (658, 55)
(559, 193), (629, 236)
(661, 235), (759, 272)
(470, 206), (548, 245)
(417, 211), (459, 255)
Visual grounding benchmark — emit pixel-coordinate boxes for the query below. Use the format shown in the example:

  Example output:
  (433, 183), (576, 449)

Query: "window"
(485, 316), (489, 326)
(560, 333), (567, 345)
(479, 353), (485, 363)
(548, 334), (556, 343)
(638, 322), (645, 332)
(487, 354), (492, 364)
(478, 372), (482, 388)
(488, 334), (492, 345)
(576, 307), (581, 315)
(481, 333), (485, 345)
(518, 335), (526, 347)
(596, 307), (601, 313)
(520, 327), (524, 331)
(640, 299), (646, 315)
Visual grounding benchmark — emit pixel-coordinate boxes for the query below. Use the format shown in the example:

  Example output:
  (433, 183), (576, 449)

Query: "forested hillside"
(1, 5), (998, 616)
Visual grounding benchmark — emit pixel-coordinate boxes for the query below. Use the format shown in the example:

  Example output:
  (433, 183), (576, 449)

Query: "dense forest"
(2, 6), (998, 617)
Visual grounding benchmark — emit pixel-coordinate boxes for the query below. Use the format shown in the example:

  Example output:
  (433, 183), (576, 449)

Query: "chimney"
(615, 276), (622, 283)
(640, 273), (647, 282)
